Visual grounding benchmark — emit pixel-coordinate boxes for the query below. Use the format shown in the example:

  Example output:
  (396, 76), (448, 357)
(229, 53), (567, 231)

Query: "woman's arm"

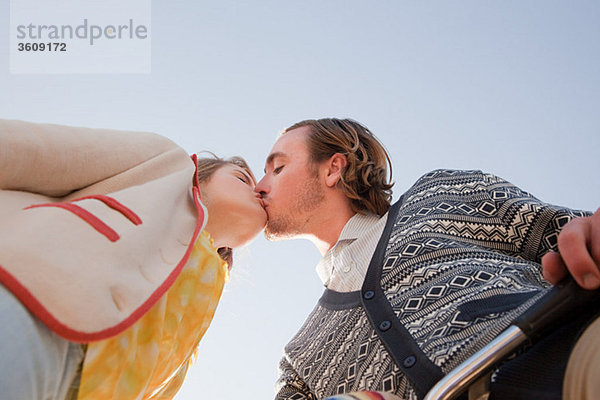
(0, 119), (186, 197)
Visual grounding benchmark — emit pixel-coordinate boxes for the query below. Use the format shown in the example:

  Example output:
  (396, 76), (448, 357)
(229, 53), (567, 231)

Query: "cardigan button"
(363, 290), (375, 300)
(403, 355), (416, 368)
(379, 320), (391, 331)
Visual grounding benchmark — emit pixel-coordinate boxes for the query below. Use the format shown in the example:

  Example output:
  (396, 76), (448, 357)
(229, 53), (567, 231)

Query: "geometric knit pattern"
(275, 170), (589, 400)
(277, 300), (412, 400)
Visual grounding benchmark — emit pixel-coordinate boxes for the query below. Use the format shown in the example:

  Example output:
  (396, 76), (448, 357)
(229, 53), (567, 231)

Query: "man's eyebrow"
(264, 152), (286, 173)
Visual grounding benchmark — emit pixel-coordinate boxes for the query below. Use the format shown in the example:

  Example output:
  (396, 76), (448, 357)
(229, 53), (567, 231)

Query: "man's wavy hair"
(196, 154), (255, 268)
(283, 118), (393, 216)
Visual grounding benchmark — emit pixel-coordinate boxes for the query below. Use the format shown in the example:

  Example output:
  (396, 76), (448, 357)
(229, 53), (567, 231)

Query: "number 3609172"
(18, 42), (66, 51)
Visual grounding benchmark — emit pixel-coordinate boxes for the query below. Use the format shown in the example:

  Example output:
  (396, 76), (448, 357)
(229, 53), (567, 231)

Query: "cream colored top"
(0, 119), (204, 342)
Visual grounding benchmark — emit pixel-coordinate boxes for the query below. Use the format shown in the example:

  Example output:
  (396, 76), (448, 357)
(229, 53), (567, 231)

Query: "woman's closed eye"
(273, 165), (284, 174)
(236, 171), (255, 187)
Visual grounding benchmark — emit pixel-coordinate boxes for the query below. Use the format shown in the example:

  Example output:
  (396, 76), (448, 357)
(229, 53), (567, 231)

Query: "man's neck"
(307, 210), (355, 256)
(289, 192), (356, 256)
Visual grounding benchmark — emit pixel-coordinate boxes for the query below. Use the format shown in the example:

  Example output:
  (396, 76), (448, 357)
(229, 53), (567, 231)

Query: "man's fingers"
(542, 251), (568, 284)
(557, 215), (600, 289)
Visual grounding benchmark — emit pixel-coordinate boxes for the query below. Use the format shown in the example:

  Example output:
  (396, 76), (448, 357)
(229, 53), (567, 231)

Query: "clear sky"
(1, 1), (599, 399)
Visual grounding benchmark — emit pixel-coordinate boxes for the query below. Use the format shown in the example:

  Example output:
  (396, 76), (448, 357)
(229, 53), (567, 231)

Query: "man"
(255, 118), (600, 399)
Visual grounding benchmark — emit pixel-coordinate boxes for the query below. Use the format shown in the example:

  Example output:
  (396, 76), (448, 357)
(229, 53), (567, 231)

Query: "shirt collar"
(315, 212), (383, 286)
(337, 212), (382, 242)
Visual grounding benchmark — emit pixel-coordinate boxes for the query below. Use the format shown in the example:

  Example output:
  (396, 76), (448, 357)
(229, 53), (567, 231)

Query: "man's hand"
(542, 208), (600, 290)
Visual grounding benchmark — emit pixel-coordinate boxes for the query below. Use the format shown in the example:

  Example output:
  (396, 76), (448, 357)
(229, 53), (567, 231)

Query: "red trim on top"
(0, 265), (82, 339)
(7, 159), (205, 342)
(75, 195), (142, 225)
(59, 185), (205, 342)
(191, 153), (201, 190)
(24, 203), (120, 242)
(9, 178), (204, 341)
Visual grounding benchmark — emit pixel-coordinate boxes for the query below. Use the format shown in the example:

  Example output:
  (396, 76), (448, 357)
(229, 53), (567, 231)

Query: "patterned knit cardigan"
(275, 169), (589, 400)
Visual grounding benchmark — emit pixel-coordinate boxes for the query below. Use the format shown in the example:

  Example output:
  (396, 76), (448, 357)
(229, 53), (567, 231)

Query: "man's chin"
(264, 228), (285, 242)
(264, 223), (296, 242)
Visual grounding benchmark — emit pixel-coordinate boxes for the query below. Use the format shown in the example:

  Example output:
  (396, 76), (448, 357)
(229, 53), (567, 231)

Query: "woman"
(0, 119), (266, 399)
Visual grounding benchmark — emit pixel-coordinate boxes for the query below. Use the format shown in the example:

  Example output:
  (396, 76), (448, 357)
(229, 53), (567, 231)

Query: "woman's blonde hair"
(196, 153), (255, 267)
(284, 118), (393, 216)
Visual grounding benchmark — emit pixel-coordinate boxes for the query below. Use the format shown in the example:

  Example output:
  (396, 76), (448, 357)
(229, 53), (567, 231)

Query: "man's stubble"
(264, 175), (325, 241)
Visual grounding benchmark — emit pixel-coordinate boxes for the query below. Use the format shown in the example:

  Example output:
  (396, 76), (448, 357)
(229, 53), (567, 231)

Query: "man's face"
(255, 127), (325, 240)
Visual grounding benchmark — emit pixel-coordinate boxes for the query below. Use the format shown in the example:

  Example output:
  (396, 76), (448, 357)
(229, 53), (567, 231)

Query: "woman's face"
(200, 163), (267, 248)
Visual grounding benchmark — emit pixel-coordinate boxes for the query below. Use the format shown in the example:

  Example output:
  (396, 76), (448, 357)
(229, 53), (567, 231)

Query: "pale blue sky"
(2, 1), (599, 399)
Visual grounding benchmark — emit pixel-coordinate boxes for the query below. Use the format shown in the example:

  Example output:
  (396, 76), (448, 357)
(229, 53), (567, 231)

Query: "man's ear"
(324, 153), (348, 188)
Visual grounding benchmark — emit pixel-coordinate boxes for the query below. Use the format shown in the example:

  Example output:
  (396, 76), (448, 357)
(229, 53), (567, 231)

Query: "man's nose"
(254, 176), (269, 197)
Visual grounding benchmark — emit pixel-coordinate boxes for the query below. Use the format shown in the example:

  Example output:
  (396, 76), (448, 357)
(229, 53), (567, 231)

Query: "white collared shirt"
(316, 211), (388, 292)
